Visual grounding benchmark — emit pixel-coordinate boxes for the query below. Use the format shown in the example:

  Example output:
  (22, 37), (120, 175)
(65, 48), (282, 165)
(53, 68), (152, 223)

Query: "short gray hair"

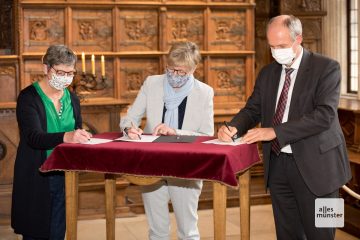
(167, 41), (201, 70)
(42, 45), (77, 67)
(267, 15), (302, 41)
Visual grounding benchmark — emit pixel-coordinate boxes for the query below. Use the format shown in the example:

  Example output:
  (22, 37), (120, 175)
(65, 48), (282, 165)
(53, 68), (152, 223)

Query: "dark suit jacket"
(230, 49), (351, 196)
(11, 84), (82, 238)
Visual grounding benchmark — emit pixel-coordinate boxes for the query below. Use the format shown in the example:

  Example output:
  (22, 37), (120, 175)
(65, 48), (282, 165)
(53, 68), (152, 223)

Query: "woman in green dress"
(11, 45), (92, 240)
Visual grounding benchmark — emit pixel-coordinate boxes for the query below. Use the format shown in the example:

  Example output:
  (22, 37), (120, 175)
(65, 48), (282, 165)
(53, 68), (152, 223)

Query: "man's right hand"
(217, 125), (238, 142)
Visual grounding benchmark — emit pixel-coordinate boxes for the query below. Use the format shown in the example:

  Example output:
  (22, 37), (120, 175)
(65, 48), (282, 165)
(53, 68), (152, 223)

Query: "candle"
(101, 55), (105, 77)
(91, 54), (95, 76)
(81, 52), (86, 73)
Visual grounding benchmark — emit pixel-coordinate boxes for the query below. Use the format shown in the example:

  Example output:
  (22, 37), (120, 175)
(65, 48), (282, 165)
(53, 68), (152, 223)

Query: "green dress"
(33, 82), (75, 156)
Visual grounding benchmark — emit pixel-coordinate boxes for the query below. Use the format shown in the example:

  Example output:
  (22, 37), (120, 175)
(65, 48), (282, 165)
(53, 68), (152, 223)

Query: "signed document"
(202, 138), (244, 146)
(115, 135), (159, 142)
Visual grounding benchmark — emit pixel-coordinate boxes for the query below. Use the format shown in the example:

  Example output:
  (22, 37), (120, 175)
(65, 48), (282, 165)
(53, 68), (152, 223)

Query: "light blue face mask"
(166, 69), (191, 88)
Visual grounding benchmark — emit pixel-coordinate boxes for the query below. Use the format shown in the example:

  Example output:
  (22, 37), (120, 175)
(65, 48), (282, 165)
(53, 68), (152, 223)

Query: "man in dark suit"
(218, 15), (352, 240)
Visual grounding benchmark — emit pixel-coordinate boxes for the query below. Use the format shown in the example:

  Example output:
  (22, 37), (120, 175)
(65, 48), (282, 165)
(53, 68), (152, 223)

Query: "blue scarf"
(163, 74), (194, 129)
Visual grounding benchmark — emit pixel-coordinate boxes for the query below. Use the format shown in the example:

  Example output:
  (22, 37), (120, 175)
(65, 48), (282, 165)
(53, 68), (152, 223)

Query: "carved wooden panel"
(71, 9), (113, 52)
(210, 57), (246, 106)
(301, 17), (322, 53)
(255, 18), (271, 77)
(23, 59), (45, 87)
(118, 9), (159, 51)
(0, 0), (14, 54)
(119, 58), (160, 99)
(280, 0), (322, 12)
(0, 109), (18, 185)
(209, 9), (246, 50)
(0, 63), (17, 102)
(23, 8), (65, 52)
(193, 58), (205, 83)
(165, 10), (204, 50)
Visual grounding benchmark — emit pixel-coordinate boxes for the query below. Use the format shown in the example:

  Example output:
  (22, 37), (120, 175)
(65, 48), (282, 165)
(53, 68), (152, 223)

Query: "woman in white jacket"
(120, 41), (214, 240)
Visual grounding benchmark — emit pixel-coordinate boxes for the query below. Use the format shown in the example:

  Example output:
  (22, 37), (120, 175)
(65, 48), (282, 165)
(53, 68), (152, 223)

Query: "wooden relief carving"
(302, 18), (321, 53)
(72, 10), (113, 52)
(0, 109), (18, 184)
(255, 19), (271, 76)
(118, 10), (158, 51)
(0, 0), (13, 54)
(119, 58), (159, 98)
(281, 0), (321, 12)
(166, 11), (204, 50)
(210, 58), (246, 102)
(0, 65), (16, 102)
(194, 59), (204, 83)
(209, 10), (246, 50)
(23, 9), (64, 52)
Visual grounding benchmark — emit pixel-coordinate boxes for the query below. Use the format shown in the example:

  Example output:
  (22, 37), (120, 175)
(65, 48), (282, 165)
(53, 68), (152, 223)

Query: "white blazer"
(120, 74), (214, 136)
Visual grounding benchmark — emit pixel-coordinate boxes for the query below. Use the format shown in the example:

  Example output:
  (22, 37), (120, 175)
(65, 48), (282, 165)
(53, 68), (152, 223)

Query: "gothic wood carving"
(23, 9), (64, 52)
(166, 10), (204, 50)
(118, 9), (159, 51)
(209, 10), (246, 50)
(119, 58), (159, 98)
(0, 64), (17, 102)
(72, 9), (113, 52)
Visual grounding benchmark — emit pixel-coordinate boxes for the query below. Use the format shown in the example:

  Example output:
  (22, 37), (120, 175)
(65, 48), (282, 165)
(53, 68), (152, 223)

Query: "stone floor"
(1, 205), (358, 240)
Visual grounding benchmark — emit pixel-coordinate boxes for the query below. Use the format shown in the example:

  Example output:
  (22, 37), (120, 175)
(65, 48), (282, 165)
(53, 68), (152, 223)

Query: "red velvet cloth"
(40, 132), (261, 187)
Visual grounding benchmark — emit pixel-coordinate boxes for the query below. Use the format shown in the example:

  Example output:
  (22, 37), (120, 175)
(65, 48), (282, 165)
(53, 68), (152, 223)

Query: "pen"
(224, 121), (235, 142)
(131, 122), (142, 140)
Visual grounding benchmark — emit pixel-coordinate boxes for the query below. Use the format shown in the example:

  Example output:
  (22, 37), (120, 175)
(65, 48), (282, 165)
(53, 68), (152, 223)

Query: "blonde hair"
(167, 41), (201, 70)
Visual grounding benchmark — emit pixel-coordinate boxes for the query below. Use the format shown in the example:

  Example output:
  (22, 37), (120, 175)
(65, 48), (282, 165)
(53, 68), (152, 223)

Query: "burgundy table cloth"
(40, 132), (261, 187)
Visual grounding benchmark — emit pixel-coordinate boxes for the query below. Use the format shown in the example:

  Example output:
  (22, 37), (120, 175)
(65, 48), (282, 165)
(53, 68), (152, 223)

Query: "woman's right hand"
(126, 127), (143, 140)
(63, 129), (92, 143)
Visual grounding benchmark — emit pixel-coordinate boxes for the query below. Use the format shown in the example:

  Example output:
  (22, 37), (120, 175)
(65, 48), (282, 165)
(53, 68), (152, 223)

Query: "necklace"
(57, 100), (63, 119)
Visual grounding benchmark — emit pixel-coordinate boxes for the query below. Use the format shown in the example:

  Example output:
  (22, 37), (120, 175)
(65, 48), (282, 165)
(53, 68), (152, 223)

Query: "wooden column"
(239, 170), (251, 240)
(105, 174), (116, 240)
(65, 171), (78, 240)
(213, 182), (227, 240)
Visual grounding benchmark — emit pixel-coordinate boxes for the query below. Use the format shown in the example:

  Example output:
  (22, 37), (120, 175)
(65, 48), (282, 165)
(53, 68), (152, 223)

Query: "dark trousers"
(268, 152), (337, 240)
(24, 174), (66, 240)
(48, 173), (66, 240)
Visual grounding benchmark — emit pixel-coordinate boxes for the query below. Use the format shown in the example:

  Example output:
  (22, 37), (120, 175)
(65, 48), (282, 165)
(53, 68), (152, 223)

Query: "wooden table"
(41, 133), (260, 240)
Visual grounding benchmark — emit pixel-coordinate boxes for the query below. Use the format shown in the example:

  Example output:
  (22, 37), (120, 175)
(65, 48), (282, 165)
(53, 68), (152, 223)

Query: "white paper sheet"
(115, 135), (160, 143)
(202, 138), (244, 146)
(81, 138), (114, 145)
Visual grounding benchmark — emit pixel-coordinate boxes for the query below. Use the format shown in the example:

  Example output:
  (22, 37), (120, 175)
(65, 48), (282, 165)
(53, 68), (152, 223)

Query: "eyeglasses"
(51, 67), (76, 77)
(166, 67), (188, 77)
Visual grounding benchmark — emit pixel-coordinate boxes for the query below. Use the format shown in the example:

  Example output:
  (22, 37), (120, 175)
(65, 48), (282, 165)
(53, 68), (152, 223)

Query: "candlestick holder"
(70, 72), (107, 100)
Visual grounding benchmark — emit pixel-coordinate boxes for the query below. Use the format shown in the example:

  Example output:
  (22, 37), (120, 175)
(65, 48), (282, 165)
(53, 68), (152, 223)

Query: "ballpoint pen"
(224, 121), (236, 142)
(131, 122), (142, 140)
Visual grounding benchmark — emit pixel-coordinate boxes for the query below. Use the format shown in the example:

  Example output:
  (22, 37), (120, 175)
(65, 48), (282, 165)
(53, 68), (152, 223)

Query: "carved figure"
(30, 21), (47, 41)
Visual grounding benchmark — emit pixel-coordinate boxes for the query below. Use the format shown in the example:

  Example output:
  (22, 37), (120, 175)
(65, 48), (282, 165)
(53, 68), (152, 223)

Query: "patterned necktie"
(271, 68), (294, 155)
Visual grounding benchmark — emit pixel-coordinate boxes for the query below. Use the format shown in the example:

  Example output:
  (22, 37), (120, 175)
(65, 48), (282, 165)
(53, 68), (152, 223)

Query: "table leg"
(213, 182), (227, 240)
(105, 174), (116, 240)
(239, 170), (250, 240)
(65, 171), (78, 240)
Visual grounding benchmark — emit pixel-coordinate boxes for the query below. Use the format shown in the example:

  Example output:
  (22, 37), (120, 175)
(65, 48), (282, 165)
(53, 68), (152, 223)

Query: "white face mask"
(271, 42), (297, 65)
(48, 73), (73, 90)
